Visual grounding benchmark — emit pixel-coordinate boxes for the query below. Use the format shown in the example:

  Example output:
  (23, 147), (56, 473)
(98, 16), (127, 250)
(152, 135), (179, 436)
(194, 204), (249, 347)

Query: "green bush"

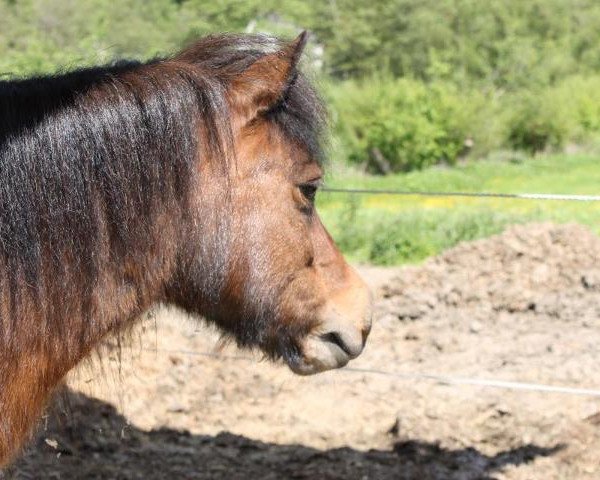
(555, 76), (600, 137)
(504, 76), (600, 153)
(327, 78), (474, 173)
(507, 90), (576, 153)
(324, 199), (531, 265)
(366, 209), (529, 265)
(327, 72), (600, 168)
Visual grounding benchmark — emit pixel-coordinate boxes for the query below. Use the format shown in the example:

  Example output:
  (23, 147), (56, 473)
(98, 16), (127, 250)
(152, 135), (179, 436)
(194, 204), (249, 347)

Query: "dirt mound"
(382, 223), (600, 322)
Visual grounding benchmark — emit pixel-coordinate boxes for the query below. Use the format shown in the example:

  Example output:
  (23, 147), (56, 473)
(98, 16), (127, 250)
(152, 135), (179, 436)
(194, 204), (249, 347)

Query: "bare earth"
(4, 222), (600, 479)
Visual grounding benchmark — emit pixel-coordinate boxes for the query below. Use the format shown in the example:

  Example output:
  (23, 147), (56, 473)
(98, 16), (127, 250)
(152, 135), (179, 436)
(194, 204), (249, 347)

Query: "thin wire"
(143, 347), (254, 362)
(321, 187), (600, 202)
(344, 367), (600, 398)
(142, 347), (600, 399)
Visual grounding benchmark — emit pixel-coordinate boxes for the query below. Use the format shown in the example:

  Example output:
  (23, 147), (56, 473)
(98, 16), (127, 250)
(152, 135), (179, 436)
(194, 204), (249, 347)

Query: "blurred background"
(2, 0), (600, 267)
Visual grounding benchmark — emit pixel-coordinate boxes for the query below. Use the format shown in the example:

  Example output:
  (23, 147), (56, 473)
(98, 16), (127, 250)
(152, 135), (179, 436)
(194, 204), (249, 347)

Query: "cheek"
(241, 176), (312, 257)
(227, 175), (315, 298)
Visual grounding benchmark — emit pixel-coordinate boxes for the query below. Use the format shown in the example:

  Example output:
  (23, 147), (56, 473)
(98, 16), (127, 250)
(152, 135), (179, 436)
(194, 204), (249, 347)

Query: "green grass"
(317, 154), (600, 265)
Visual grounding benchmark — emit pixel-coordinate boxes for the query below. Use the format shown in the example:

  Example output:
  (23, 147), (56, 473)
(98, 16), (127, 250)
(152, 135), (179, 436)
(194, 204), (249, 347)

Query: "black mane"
(0, 34), (326, 294)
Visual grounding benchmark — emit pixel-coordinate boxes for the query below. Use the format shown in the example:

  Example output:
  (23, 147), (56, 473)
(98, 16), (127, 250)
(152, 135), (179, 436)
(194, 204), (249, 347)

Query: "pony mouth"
(286, 331), (363, 376)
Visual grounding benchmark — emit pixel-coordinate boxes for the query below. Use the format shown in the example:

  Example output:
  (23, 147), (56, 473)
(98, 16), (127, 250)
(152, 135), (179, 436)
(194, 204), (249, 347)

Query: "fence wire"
(142, 347), (600, 399)
(321, 187), (600, 202)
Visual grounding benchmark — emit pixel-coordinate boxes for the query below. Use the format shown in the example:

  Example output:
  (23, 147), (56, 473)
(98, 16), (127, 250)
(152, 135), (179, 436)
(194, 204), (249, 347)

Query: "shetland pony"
(0, 32), (372, 465)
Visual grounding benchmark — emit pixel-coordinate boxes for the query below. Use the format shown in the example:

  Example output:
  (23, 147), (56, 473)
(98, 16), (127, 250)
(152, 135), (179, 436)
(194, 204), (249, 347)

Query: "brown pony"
(0, 32), (372, 466)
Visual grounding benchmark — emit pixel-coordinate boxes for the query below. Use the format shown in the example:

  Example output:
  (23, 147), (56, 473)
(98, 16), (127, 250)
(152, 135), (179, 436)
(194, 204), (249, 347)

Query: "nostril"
(320, 331), (353, 357)
(361, 326), (370, 348)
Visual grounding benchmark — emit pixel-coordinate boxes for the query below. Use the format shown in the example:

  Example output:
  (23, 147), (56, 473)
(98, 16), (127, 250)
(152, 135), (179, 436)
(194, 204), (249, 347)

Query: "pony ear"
(230, 31), (308, 123)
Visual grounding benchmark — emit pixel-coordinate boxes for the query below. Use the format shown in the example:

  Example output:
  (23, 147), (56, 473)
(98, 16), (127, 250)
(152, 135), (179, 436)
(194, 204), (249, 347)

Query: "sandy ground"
(4, 223), (600, 479)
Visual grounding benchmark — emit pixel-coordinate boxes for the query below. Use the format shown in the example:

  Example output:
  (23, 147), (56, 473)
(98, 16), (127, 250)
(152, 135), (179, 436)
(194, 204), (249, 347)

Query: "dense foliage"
(3, 0), (600, 170)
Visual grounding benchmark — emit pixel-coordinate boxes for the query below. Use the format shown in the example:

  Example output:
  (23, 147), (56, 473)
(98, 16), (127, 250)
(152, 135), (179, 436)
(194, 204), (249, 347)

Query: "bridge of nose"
(320, 269), (373, 334)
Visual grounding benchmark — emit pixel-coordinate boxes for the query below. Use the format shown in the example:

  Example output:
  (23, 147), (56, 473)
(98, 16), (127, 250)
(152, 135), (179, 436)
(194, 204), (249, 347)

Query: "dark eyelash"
(299, 183), (318, 203)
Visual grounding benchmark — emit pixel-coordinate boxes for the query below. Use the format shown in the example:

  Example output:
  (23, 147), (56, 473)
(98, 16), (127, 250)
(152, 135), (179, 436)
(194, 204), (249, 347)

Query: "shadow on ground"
(3, 390), (562, 480)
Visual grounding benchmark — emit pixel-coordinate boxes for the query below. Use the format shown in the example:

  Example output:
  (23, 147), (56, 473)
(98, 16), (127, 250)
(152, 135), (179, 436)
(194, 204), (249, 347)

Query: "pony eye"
(299, 182), (319, 203)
